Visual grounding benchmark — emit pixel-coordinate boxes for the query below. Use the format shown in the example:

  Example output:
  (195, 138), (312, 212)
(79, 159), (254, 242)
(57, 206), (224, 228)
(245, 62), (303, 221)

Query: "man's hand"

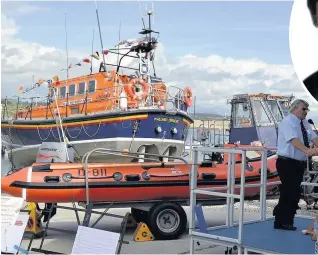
(306, 147), (318, 156)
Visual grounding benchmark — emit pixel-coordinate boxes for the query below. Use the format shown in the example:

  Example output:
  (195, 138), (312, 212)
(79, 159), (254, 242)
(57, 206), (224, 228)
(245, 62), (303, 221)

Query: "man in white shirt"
(274, 99), (318, 230)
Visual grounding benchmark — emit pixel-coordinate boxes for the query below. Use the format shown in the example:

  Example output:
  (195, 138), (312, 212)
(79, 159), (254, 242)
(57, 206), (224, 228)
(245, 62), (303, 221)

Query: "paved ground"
(17, 199), (315, 254)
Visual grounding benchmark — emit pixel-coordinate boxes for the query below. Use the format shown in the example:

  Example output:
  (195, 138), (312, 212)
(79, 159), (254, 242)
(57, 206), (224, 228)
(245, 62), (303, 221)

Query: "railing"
(1, 82), (191, 121)
(189, 146), (317, 254)
(81, 148), (190, 205)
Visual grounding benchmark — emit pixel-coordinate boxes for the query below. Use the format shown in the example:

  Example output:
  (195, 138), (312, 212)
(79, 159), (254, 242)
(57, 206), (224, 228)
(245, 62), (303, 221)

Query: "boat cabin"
(228, 93), (293, 148)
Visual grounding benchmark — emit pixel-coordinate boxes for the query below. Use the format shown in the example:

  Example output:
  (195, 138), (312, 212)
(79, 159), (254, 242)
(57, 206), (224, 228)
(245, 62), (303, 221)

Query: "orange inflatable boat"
(1, 154), (279, 203)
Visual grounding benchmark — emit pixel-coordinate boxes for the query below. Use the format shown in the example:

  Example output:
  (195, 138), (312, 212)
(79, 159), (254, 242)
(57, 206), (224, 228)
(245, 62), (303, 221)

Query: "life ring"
(184, 87), (193, 107)
(124, 78), (149, 100)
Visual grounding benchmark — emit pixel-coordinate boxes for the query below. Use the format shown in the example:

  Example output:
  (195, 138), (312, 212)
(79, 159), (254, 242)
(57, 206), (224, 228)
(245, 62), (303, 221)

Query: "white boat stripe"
(23, 166), (32, 200)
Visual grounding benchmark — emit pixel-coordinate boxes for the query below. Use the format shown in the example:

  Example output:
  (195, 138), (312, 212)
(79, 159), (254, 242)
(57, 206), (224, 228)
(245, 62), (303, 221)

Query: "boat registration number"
(78, 168), (107, 177)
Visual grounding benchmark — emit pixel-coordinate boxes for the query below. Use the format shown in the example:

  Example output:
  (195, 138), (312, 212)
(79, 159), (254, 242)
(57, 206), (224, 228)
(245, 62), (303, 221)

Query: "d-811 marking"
(78, 168), (107, 177)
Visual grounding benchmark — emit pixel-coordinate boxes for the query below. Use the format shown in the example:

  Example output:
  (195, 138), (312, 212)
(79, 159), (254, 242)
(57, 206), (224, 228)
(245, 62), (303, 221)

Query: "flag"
(47, 80), (52, 87)
(83, 58), (91, 63)
(18, 86), (23, 94)
(91, 54), (99, 60)
(103, 50), (109, 55)
(37, 79), (46, 86)
(52, 75), (60, 85)
(76, 62), (82, 66)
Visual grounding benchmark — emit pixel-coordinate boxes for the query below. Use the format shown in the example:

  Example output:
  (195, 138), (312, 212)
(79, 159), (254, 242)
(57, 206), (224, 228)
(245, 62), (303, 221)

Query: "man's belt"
(277, 155), (307, 164)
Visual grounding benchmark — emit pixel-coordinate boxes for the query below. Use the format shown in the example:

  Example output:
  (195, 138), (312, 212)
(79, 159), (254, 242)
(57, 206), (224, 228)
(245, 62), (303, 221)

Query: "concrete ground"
(17, 199), (315, 254)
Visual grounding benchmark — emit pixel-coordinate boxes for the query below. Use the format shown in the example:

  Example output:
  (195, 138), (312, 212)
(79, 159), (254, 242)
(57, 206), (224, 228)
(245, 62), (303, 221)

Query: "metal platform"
(189, 146), (318, 254)
(193, 214), (314, 254)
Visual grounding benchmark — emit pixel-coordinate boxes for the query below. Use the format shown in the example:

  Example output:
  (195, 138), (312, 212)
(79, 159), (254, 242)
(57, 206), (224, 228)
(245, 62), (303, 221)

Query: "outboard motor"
(36, 142), (75, 164)
(35, 142), (76, 221)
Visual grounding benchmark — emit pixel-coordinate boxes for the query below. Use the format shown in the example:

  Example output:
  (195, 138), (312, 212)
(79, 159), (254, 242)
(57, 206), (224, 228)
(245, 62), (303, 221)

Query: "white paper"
(1, 196), (25, 225)
(71, 226), (120, 255)
(1, 213), (29, 253)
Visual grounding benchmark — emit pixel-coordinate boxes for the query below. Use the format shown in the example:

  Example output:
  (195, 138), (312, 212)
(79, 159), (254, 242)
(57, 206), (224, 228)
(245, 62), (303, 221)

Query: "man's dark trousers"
(273, 157), (305, 225)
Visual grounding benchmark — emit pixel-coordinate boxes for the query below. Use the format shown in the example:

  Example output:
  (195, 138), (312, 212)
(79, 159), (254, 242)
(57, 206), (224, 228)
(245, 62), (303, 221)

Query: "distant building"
(189, 113), (230, 130)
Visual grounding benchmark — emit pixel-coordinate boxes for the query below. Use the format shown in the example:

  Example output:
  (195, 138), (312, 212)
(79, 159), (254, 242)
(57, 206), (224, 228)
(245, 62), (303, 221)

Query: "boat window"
(278, 101), (289, 117)
(88, 80), (96, 93)
(233, 102), (253, 128)
(253, 100), (272, 125)
(71, 107), (79, 115)
(60, 86), (66, 99)
(69, 84), (76, 97)
(266, 100), (283, 122)
(78, 82), (85, 95)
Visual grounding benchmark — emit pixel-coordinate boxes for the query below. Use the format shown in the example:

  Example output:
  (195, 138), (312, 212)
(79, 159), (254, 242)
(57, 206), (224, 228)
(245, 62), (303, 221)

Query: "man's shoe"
(274, 224), (297, 231)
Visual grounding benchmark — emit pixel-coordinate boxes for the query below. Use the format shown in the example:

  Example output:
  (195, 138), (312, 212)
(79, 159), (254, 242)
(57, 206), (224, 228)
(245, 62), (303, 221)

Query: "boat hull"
(1, 109), (192, 147)
(2, 109), (192, 167)
(1, 156), (279, 203)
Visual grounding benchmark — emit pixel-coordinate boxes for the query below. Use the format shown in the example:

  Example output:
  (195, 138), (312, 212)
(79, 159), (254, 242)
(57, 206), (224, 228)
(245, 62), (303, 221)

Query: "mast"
(95, 0), (107, 72)
(90, 29), (94, 75)
(65, 13), (69, 80)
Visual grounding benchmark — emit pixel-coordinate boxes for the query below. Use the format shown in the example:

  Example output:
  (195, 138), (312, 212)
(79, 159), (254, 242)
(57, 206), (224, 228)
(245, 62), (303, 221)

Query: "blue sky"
(3, 1), (293, 63)
(2, 0), (318, 120)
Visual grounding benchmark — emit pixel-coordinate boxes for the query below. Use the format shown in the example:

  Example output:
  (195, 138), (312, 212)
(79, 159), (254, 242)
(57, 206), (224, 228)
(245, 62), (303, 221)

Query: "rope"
(65, 126), (83, 139)
(37, 127), (52, 141)
(82, 121), (101, 138)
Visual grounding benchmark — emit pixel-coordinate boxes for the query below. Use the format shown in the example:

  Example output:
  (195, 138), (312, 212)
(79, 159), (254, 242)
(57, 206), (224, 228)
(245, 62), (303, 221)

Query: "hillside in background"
(189, 112), (227, 120)
(1, 98), (225, 120)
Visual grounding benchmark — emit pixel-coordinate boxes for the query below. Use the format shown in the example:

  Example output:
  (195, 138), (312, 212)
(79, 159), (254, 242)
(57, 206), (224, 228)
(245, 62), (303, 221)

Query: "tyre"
(147, 202), (187, 240)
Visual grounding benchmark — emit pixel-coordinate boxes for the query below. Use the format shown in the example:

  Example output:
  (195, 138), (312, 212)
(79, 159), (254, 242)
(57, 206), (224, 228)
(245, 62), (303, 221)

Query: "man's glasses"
(303, 108), (310, 112)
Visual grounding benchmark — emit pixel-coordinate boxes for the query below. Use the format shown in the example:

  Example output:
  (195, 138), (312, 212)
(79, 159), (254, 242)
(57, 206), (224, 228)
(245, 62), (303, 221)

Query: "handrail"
(1, 83), (191, 120)
(81, 148), (190, 205)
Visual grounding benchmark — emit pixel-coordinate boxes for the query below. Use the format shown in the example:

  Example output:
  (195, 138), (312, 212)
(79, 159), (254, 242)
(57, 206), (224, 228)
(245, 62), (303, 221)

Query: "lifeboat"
(1, 153), (279, 203)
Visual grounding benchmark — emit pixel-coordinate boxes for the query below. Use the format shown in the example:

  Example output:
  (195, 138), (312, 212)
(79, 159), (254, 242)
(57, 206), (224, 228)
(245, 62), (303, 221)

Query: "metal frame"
(81, 147), (190, 205)
(189, 146), (317, 254)
(27, 202), (130, 254)
(26, 148), (191, 254)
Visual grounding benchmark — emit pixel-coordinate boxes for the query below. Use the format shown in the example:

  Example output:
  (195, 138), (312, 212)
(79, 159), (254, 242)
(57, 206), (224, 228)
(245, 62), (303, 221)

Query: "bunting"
(16, 43), (155, 95)
(52, 75), (60, 85)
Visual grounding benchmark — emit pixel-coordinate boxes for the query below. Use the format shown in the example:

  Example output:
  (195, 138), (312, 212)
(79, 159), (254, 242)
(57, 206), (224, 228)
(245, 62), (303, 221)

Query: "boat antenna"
(65, 13), (69, 80)
(148, 6), (157, 76)
(152, 1), (155, 25)
(116, 21), (121, 70)
(138, 0), (146, 29)
(90, 29), (94, 75)
(116, 20), (121, 84)
(94, 0), (107, 72)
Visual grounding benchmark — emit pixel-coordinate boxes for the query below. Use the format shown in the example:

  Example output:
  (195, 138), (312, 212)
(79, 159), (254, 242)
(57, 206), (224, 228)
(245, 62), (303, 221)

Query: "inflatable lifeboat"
(1, 152), (279, 203)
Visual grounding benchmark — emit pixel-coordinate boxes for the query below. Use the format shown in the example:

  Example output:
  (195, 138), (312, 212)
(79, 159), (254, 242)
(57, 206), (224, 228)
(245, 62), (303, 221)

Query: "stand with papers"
(29, 202), (130, 254)
(1, 196), (30, 254)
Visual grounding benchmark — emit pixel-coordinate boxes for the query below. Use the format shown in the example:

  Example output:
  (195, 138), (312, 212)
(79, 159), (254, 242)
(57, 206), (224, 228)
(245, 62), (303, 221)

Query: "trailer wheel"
(148, 203), (187, 240)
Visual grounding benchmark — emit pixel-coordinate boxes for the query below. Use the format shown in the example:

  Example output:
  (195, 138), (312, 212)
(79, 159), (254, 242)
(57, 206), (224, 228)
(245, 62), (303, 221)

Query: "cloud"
(2, 2), (49, 16)
(1, 12), (318, 120)
(14, 4), (49, 15)
(1, 15), (19, 38)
